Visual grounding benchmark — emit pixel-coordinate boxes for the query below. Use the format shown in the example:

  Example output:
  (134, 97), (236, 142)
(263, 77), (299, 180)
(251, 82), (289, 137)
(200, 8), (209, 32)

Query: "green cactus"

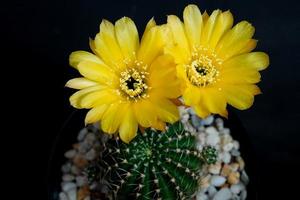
(90, 121), (214, 200)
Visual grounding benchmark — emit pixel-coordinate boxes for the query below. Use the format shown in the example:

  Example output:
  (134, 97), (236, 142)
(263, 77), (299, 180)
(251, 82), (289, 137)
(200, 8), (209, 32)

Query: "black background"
(3, 0), (300, 199)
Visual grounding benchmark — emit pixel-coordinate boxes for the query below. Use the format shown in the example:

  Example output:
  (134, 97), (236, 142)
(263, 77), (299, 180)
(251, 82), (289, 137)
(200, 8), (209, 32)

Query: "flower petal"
(183, 4), (203, 48)
(216, 21), (255, 60)
(167, 15), (190, 63)
(69, 51), (103, 69)
(223, 52), (269, 71)
(133, 99), (156, 127)
(101, 102), (129, 134)
(119, 108), (138, 143)
(94, 19), (124, 69)
(80, 89), (120, 108)
(65, 78), (98, 89)
(138, 24), (163, 66)
(222, 84), (261, 110)
(115, 17), (139, 62)
(200, 10), (221, 47)
(69, 85), (104, 109)
(85, 104), (108, 125)
(202, 88), (228, 117)
(208, 10), (233, 50)
(150, 97), (179, 123)
(77, 61), (117, 84)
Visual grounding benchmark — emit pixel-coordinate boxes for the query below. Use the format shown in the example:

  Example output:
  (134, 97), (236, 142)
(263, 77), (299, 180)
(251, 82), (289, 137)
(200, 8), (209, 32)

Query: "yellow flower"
(66, 17), (181, 143)
(165, 4), (269, 118)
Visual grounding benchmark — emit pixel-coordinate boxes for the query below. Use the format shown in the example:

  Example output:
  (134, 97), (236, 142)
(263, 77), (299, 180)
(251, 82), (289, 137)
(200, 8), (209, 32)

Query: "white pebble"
(241, 190), (247, 200)
(77, 128), (88, 141)
(220, 128), (230, 135)
(206, 129), (220, 146)
(223, 142), (234, 152)
(71, 165), (80, 175)
(220, 152), (231, 164)
(196, 192), (208, 200)
(84, 133), (96, 145)
(59, 192), (69, 200)
(66, 188), (77, 200)
(202, 115), (214, 125)
(232, 141), (240, 150)
(181, 114), (190, 123)
(210, 175), (226, 187)
(62, 182), (76, 192)
(213, 188), (232, 200)
(84, 197), (91, 200)
(205, 126), (219, 135)
(230, 183), (245, 194)
(231, 149), (241, 157)
(208, 186), (217, 198)
(64, 149), (77, 159)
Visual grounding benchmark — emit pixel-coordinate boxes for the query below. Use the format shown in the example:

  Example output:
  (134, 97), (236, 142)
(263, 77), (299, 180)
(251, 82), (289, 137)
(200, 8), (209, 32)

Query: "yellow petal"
(167, 15), (190, 62)
(222, 84), (261, 110)
(182, 84), (201, 106)
(119, 108), (138, 143)
(208, 10), (233, 50)
(115, 17), (139, 62)
(151, 119), (166, 131)
(65, 78), (98, 89)
(101, 103), (129, 134)
(220, 68), (261, 84)
(94, 19), (124, 69)
(183, 4), (203, 48)
(223, 52), (269, 71)
(133, 99), (156, 127)
(138, 25), (163, 66)
(69, 85), (104, 109)
(150, 97), (179, 123)
(148, 55), (178, 88)
(200, 10), (221, 47)
(238, 39), (257, 55)
(69, 51), (103, 69)
(202, 11), (209, 26)
(85, 104), (108, 125)
(79, 89), (120, 108)
(216, 21), (255, 59)
(201, 88), (228, 117)
(77, 61), (117, 84)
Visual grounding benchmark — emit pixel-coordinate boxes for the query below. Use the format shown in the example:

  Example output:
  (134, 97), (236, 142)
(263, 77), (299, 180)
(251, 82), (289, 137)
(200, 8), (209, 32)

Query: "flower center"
(186, 52), (220, 87)
(119, 68), (148, 99)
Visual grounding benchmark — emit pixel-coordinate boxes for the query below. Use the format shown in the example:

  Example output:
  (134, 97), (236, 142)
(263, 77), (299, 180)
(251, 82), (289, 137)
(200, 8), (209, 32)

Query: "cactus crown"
(86, 121), (218, 199)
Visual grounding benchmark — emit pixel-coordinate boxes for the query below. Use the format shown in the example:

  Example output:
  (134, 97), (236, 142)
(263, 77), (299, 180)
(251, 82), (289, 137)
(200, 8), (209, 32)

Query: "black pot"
(47, 110), (258, 200)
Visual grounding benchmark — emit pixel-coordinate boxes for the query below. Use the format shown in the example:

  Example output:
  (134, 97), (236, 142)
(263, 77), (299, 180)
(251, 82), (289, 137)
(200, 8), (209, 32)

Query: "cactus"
(86, 121), (216, 200)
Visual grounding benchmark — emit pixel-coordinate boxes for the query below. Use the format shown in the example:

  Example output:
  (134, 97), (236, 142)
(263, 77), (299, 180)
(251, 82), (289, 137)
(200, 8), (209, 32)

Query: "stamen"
(186, 46), (221, 87)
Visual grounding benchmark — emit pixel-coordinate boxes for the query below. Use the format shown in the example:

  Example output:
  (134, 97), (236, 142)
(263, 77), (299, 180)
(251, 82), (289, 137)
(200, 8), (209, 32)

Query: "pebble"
(62, 174), (75, 182)
(200, 174), (211, 189)
(71, 165), (80, 175)
(228, 172), (240, 185)
(77, 128), (88, 141)
(230, 183), (245, 194)
(66, 188), (76, 200)
(232, 141), (240, 150)
(59, 192), (69, 200)
(241, 170), (249, 185)
(223, 142), (234, 152)
(197, 192), (208, 200)
(213, 188), (232, 200)
(202, 115), (214, 126)
(76, 176), (88, 187)
(237, 157), (245, 170)
(206, 130), (220, 146)
(61, 163), (71, 173)
(85, 149), (97, 161)
(221, 164), (232, 177)
(240, 190), (247, 200)
(208, 186), (217, 198)
(210, 175), (226, 187)
(220, 152), (231, 164)
(64, 149), (77, 159)
(208, 162), (222, 174)
(62, 182), (76, 192)
(73, 155), (88, 169)
(231, 149), (241, 157)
